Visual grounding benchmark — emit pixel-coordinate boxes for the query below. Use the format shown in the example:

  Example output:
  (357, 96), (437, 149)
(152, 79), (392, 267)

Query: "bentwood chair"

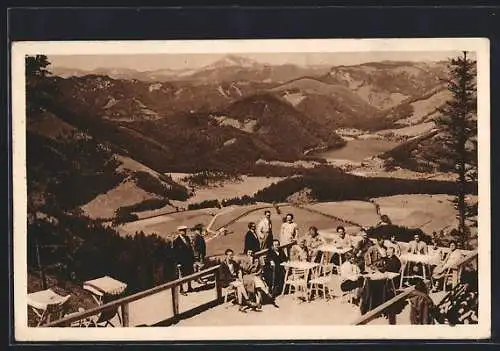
(310, 264), (335, 300)
(282, 267), (310, 301)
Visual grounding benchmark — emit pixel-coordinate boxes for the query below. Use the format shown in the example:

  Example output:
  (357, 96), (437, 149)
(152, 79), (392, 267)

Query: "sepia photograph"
(11, 38), (490, 341)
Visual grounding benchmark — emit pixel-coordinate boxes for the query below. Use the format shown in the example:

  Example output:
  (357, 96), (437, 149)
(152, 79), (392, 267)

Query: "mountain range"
(28, 54), (455, 218)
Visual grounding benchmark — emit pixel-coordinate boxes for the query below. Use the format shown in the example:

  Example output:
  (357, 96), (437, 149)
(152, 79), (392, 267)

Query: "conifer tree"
(435, 51), (477, 247)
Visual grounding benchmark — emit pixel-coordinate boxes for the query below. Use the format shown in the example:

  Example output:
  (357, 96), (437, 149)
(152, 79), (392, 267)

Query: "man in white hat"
(173, 225), (195, 294)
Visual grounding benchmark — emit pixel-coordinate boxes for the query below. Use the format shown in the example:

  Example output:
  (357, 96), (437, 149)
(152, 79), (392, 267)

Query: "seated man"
(290, 239), (309, 262)
(339, 253), (364, 304)
(385, 235), (402, 257)
(331, 225), (352, 265)
(428, 238), (443, 264)
(264, 239), (288, 298)
(364, 236), (387, 272)
(305, 226), (326, 263)
(352, 228), (373, 271)
(431, 241), (462, 292)
(406, 233), (429, 280)
(218, 249), (255, 312)
(382, 246), (402, 274)
(240, 249), (278, 309)
(408, 233), (428, 255)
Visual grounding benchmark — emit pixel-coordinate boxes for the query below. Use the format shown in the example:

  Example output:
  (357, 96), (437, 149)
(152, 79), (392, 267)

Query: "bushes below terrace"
(253, 166), (477, 203)
(28, 213), (178, 295)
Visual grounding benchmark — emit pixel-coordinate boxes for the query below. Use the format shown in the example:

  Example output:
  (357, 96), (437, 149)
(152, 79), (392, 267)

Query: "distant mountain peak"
(202, 55), (260, 70)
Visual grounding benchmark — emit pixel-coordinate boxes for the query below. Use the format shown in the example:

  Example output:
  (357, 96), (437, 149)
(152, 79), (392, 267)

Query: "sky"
(47, 51), (470, 72)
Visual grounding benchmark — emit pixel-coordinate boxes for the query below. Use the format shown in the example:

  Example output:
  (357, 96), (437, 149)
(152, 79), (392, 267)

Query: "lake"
(314, 138), (400, 162)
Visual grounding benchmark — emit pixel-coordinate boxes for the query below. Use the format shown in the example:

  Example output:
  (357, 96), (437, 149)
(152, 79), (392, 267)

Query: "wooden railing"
(353, 249), (478, 325)
(44, 241), (297, 327)
(352, 286), (416, 325)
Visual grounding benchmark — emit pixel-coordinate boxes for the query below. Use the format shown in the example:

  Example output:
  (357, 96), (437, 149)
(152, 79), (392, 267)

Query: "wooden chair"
(327, 275), (358, 304)
(310, 264), (335, 300)
(442, 266), (461, 292)
(223, 283), (238, 305)
(282, 266), (313, 301)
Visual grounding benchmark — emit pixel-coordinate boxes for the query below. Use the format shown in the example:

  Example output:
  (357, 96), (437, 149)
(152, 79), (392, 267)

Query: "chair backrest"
(320, 263), (335, 277)
(290, 267), (308, 279)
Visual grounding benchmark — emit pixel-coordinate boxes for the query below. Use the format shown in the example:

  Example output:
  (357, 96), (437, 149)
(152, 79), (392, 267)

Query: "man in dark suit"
(218, 248), (253, 312)
(173, 225), (195, 294)
(264, 239), (288, 298)
(244, 222), (261, 255)
(382, 246), (402, 273)
(190, 223), (207, 283)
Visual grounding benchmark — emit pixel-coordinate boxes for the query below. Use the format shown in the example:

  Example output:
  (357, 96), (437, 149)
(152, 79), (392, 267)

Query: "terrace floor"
(174, 288), (448, 327)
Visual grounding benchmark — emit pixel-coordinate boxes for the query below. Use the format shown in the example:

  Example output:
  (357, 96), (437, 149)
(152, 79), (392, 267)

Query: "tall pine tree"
(435, 51), (477, 248)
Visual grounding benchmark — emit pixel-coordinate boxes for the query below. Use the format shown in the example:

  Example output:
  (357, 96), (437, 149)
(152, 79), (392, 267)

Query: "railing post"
(171, 285), (179, 318)
(215, 268), (222, 301)
(121, 303), (129, 327)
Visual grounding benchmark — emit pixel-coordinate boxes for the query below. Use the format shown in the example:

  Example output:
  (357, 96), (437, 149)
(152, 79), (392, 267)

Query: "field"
(169, 175), (285, 206)
(81, 180), (161, 219)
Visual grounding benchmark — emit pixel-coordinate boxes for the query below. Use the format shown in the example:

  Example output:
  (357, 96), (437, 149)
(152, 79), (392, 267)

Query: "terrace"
(41, 241), (477, 329)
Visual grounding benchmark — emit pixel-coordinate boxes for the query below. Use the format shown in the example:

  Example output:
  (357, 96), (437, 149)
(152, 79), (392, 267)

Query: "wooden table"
(318, 244), (353, 268)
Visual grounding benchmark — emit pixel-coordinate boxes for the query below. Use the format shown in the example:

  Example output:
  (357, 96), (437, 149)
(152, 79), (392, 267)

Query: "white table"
(318, 244), (353, 269)
(281, 261), (320, 301)
(83, 276), (127, 305)
(281, 261), (320, 270)
(399, 254), (436, 289)
(27, 289), (71, 326)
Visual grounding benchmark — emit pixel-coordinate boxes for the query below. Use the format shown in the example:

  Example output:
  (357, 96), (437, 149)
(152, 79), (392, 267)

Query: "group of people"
(172, 224), (207, 294)
(171, 209), (466, 319)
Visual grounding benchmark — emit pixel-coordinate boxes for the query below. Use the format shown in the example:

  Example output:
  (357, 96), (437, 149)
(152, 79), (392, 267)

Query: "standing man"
(257, 210), (274, 250)
(190, 224), (207, 282)
(173, 225), (195, 295)
(280, 213), (299, 258)
(244, 222), (261, 255)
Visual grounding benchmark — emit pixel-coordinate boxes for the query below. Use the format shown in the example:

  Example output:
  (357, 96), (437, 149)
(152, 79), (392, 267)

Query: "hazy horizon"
(47, 51), (471, 72)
